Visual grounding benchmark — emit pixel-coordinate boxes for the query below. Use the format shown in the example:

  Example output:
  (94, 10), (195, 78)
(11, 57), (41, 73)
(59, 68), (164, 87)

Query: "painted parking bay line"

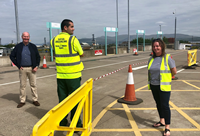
(132, 65), (147, 70)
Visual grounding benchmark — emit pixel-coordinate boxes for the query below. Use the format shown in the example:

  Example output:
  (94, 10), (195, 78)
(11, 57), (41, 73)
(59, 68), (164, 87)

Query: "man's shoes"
(17, 103), (25, 108)
(33, 101), (40, 106)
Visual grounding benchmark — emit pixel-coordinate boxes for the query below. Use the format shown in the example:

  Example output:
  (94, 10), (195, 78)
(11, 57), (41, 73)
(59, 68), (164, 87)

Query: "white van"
(0, 49), (3, 57)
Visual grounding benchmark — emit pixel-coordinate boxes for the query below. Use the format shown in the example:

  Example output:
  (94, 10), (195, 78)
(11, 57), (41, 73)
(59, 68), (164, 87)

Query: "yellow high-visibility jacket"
(51, 32), (84, 79)
(148, 54), (172, 91)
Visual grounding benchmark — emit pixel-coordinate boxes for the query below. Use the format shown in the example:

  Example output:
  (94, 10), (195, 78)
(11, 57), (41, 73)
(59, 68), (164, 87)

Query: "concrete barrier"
(0, 56), (12, 67)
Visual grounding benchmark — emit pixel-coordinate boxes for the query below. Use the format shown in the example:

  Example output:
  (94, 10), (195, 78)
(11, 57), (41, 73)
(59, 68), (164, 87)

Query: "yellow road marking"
(140, 90), (200, 91)
(140, 128), (199, 131)
(92, 81), (200, 134)
(93, 128), (199, 132)
(172, 80), (200, 82)
(93, 129), (135, 132)
(179, 108), (200, 110)
(92, 100), (118, 128)
(135, 85), (148, 91)
(109, 107), (200, 110)
(183, 80), (200, 90)
(108, 108), (125, 110)
(92, 85), (147, 129)
(169, 101), (200, 130)
(123, 104), (142, 136)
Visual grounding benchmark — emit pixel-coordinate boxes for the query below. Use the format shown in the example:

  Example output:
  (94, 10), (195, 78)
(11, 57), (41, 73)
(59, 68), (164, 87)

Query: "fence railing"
(31, 78), (93, 136)
(188, 49), (197, 66)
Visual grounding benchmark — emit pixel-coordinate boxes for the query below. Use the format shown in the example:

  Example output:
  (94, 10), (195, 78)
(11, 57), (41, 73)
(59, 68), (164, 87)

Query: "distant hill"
(43, 33), (200, 46)
(79, 33), (200, 45)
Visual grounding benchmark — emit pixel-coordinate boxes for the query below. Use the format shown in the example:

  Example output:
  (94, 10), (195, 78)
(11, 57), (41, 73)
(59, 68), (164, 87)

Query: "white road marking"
(132, 65), (147, 70)
(177, 69), (185, 73)
(0, 74), (56, 86)
(0, 81), (20, 86)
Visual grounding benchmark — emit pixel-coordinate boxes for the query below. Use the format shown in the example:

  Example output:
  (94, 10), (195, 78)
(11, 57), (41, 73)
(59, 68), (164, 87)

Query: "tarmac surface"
(0, 49), (200, 136)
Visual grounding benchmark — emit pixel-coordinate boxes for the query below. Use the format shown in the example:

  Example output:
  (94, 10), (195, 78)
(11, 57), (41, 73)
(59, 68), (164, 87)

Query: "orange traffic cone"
(11, 62), (16, 67)
(134, 49), (138, 56)
(40, 56), (49, 69)
(150, 52), (153, 56)
(171, 55), (178, 80)
(118, 65), (143, 105)
(172, 75), (178, 80)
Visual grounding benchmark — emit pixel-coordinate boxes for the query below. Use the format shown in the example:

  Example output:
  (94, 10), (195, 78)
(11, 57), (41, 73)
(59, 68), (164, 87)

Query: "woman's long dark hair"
(151, 38), (166, 58)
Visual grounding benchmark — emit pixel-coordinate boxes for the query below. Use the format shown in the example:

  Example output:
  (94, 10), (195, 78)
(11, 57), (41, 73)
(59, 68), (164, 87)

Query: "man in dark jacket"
(10, 32), (41, 108)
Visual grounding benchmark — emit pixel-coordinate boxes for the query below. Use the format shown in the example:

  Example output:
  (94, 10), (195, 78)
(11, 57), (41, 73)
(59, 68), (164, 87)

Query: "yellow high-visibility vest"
(51, 33), (84, 78)
(148, 54), (172, 91)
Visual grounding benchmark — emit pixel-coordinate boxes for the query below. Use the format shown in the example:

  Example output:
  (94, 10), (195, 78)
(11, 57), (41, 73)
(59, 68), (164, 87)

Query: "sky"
(0, 0), (200, 44)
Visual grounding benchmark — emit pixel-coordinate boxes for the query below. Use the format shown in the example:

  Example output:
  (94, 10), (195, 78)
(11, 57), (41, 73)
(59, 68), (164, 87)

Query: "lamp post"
(116, 0), (118, 46)
(116, 0), (118, 53)
(173, 11), (177, 50)
(14, 0), (20, 44)
(159, 25), (162, 39)
(127, 0), (130, 53)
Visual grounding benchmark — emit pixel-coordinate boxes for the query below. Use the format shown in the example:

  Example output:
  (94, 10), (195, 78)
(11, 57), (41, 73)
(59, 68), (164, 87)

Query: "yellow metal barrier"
(188, 49), (197, 66)
(31, 78), (93, 136)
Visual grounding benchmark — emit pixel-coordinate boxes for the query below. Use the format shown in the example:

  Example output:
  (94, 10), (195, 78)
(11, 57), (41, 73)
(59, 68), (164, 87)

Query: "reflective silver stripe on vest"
(52, 37), (56, 50)
(161, 54), (170, 73)
(160, 82), (171, 85)
(164, 54), (168, 70)
(68, 36), (73, 54)
(55, 53), (78, 57)
(56, 61), (81, 66)
(160, 70), (171, 73)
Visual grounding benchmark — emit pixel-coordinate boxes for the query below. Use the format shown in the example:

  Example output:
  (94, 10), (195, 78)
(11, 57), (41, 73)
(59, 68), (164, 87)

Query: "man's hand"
(80, 53), (84, 57)
(32, 67), (38, 72)
(20, 67), (23, 70)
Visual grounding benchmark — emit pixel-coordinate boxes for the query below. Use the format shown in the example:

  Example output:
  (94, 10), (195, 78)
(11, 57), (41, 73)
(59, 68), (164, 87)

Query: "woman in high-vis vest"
(148, 39), (176, 136)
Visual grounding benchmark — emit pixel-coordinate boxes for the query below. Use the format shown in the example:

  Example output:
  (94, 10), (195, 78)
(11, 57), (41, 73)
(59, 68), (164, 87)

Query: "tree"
(4, 44), (16, 48)
(162, 36), (169, 44)
(179, 40), (190, 43)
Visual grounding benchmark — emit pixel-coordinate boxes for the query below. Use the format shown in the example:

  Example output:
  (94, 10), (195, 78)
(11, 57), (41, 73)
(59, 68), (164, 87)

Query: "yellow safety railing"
(31, 78), (93, 136)
(188, 49), (197, 66)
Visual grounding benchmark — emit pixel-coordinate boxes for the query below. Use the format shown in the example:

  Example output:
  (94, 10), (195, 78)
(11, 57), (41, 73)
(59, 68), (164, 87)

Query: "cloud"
(0, 0), (200, 44)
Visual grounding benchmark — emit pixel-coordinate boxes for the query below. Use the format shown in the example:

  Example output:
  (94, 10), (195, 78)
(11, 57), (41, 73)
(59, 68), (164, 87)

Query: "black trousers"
(150, 84), (171, 125)
(57, 77), (82, 127)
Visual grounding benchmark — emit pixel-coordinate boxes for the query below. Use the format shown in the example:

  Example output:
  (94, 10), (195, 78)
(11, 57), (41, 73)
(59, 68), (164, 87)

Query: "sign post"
(157, 31), (163, 39)
(46, 22), (60, 61)
(104, 27), (118, 56)
(136, 30), (145, 51)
